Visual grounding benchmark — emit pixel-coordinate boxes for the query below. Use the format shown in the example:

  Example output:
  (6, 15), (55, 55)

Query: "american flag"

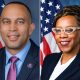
(40, 0), (63, 66)
(0, 0), (5, 48)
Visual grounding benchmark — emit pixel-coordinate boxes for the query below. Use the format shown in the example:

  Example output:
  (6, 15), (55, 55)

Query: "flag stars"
(41, 0), (45, 4)
(41, 33), (43, 37)
(1, 4), (5, 8)
(55, 4), (60, 9)
(41, 24), (42, 28)
(54, 12), (57, 16)
(40, 15), (43, 20)
(40, 0), (63, 36)
(45, 18), (50, 23)
(48, 1), (53, 6)
(46, 10), (51, 15)
(44, 27), (48, 32)
(40, 7), (44, 12)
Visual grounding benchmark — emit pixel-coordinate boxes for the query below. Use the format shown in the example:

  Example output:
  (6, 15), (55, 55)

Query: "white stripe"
(45, 32), (60, 53)
(40, 42), (45, 59)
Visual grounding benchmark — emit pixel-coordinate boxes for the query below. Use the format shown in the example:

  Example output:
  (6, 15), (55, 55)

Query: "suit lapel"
(56, 51), (80, 80)
(43, 53), (62, 80)
(17, 41), (39, 80)
(17, 56), (37, 80)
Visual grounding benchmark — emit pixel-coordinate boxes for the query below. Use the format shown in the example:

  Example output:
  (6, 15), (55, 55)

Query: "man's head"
(0, 2), (35, 54)
(52, 5), (80, 54)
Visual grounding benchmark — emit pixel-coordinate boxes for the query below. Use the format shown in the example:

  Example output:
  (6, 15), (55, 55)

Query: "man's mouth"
(8, 34), (19, 41)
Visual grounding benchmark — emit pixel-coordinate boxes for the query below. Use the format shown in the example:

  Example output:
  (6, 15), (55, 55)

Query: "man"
(0, 2), (39, 80)
(41, 5), (80, 80)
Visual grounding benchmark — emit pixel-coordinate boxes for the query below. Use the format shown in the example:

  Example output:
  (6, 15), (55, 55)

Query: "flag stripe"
(40, 50), (44, 65)
(43, 37), (51, 56)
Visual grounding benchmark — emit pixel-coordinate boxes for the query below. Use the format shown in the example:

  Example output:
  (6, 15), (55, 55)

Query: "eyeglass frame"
(52, 27), (80, 35)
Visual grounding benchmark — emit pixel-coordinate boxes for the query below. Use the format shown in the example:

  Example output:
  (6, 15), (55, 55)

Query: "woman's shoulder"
(45, 52), (62, 60)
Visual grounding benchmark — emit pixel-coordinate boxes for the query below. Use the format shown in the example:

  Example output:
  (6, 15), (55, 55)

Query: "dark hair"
(5, 1), (32, 22)
(53, 5), (80, 27)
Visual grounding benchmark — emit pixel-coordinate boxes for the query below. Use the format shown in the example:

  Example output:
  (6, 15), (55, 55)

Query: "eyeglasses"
(52, 27), (80, 35)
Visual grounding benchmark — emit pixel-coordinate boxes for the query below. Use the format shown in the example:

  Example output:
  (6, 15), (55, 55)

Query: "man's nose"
(9, 23), (17, 31)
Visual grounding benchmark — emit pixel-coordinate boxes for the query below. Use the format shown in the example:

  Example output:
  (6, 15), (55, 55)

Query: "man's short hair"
(5, 1), (32, 22)
(53, 5), (80, 27)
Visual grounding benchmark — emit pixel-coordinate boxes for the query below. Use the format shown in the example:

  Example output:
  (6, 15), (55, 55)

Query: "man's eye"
(2, 20), (10, 24)
(17, 20), (24, 24)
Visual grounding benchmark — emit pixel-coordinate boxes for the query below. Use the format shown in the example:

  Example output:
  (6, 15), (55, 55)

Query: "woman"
(41, 5), (80, 80)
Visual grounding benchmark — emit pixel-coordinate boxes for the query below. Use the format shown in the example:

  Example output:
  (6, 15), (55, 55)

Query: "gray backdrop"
(4, 0), (80, 46)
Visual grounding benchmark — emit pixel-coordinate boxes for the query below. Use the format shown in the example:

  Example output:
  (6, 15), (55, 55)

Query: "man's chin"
(6, 44), (20, 49)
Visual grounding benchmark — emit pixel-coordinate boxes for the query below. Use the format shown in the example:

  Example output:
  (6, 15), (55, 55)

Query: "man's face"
(0, 4), (35, 52)
(55, 15), (80, 53)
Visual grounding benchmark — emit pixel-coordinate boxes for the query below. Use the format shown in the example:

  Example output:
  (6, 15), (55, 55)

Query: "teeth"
(8, 35), (18, 41)
(60, 42), (69, 46)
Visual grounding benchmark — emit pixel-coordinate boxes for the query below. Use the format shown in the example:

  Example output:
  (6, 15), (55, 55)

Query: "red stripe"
(43, 37), (51, 56)
(0, 42), (3, 48)
(40, 50), (43, 66)
(52, 31), (55, 38)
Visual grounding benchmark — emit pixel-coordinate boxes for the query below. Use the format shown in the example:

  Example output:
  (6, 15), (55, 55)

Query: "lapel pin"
(27, 63), (33, 69)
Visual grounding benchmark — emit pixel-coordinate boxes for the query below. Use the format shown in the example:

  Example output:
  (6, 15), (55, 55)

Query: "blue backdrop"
(60, 0), (80, 6)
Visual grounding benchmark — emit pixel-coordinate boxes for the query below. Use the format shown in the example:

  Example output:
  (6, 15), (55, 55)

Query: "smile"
(8, 35), (19, 41)
(60, 41), (70, 46)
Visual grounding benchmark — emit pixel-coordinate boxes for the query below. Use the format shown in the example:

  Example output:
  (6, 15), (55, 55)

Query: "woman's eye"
(66, 28), (73, 33)
(55, 29), (61, 34)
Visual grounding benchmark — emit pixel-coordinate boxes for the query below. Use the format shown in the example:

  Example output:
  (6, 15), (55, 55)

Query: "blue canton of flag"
(40, 0), (63, 39)
(0, 0), (5, 15)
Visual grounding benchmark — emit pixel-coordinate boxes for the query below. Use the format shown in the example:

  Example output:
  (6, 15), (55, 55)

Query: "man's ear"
(29, 23), (35, 35)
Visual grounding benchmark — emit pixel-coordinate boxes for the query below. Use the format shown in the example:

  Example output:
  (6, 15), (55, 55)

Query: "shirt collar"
(6, 40), (31, 64)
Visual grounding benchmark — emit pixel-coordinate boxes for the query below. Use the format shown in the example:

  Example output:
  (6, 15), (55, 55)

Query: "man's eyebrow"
(16, 18), (25, 21)
(1, 18), (10, 21)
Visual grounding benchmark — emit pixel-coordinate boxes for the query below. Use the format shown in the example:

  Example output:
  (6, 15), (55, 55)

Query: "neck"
(6, 48), (21, 55)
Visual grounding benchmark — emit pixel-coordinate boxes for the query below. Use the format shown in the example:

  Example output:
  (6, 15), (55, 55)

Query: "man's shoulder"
(0, 47), (5, 52)
(0, 47), (5, 57)
(29, 39), (39, 58)
(30, 39), (39, 51)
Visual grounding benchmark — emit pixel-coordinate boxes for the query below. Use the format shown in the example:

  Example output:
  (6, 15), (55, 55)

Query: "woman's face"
(55, 15), (80, 54)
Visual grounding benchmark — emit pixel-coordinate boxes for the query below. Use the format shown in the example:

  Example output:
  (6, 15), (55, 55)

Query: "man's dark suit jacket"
(41, 51), (80, 80)
(0, 39), (39, 80)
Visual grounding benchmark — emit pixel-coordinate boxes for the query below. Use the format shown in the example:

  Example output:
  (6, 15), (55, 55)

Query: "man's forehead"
(3, 3), (27, 11)
(1, 3), (32, 21)
(1, 4), (29, 16)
